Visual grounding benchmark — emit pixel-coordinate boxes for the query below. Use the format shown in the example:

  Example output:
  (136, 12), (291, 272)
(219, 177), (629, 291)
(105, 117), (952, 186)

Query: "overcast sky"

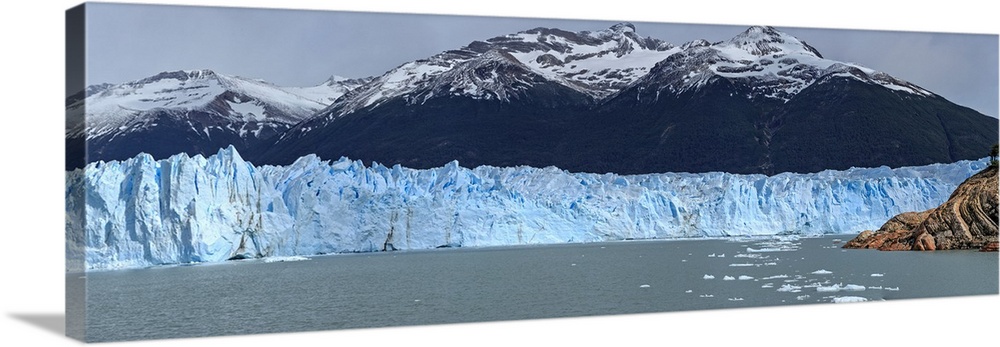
(82, 2), (998, 117)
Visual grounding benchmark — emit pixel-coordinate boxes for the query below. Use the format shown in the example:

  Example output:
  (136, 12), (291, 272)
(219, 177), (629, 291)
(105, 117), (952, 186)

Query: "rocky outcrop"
(981, 242), (999, 252)
(845, 165), (999, 251)
(842, 211), (931, 250)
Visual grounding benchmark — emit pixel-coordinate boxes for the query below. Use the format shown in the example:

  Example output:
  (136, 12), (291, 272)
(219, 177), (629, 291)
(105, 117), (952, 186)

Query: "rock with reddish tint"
(842, 211), (931, 250)
(845, 165), (998, 251)
(980, 242), (999, 252)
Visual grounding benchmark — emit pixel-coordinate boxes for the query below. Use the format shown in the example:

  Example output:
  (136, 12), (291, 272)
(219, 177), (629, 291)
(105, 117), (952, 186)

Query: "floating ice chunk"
(763, 274), (789, 280)
(747, 247), (796, 253)
(870, 273), (884, 277)
(414, 299), (421, 302)
(685, 290), (693, 293)
(681, 260), (687, 262)
(727, 297), (744, 301)
(639, 284), (651, 288)
(816, 283), (865, 292)
(700, 294), (714, 298)
(729, 263), (754, 267)
(868, 286), (883, 290)
(571, 263), (577, 266)
(708, 253), (717, 258)
(811, 269), (833, 274)
(777, 284), (802, 292)
(816, 285), (841, 292)
(832, 296), (868, 303)
(842, 284), (866, 291)
(703, 274), (715, 280)
(738, 275), (754, 280)
(740, 253), (770, 259)
(885, 287), (900, 291)
(761, 283), (774, 288)
(263, 256), (309, 263)
(723, 276), (736, 281)
(796, 295), (810, 301)
(763, 262), (777, 266)
(718, 254), (725, 258)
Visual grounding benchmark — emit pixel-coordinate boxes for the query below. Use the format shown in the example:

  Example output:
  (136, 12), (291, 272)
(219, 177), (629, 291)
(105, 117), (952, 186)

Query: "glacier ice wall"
(66, 146), (989, 270)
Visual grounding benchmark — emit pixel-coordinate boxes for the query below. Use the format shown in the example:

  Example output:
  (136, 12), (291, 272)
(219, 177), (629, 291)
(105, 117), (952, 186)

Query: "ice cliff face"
(66, 147), (989, 271)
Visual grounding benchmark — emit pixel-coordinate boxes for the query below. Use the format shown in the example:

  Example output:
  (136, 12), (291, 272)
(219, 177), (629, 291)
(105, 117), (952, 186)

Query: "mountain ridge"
(65, 69), (368, 170)
(69, 24), (999, 175)
(253, 23), (996, 175)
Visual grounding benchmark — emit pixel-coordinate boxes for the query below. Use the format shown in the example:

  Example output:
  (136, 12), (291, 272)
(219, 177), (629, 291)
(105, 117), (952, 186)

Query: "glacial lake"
(73, 235), (999, 342)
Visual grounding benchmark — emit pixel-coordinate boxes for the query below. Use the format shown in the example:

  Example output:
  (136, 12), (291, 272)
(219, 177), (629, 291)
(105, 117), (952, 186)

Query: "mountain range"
(66, 24), (999, 174)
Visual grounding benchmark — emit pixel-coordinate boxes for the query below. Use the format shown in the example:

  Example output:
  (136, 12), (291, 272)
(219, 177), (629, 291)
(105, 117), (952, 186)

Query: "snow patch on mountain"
(638, 26), (933, 102)
(317, 23), (676, 122)
(281, 75), (373, 105)
(67, 147), (988, 271)
(505, 24), (677, 97)
(66, 70), (326, 139)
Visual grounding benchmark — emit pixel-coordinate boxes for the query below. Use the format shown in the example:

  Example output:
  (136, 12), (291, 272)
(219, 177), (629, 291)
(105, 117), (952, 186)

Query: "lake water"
(73, 235), (999, 342)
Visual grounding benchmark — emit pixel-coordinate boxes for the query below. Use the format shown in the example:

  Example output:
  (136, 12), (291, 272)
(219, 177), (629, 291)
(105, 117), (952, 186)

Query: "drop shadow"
(9, 313), (66, 337)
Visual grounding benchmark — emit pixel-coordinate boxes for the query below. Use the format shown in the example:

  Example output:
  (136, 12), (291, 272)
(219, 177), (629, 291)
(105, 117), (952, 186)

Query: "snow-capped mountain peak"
(67, 69), (328, 139)
(65, 69), (344, 168)
(722, 25), (823, 58)
(607, 22), (635, 33)
(324, 75), (352, 84)
(319, 23), (679, 121)
(633, 26), (932, 102)
(680, 39), (711, 50)
(418, 49), (541, 102)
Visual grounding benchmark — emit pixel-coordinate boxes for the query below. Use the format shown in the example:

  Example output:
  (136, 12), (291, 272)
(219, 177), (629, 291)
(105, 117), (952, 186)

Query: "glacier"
(66, 146), (989, 271)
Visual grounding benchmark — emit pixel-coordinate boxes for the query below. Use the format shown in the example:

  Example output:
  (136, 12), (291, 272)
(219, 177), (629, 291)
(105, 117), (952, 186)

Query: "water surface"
(78, 235), (999, 341)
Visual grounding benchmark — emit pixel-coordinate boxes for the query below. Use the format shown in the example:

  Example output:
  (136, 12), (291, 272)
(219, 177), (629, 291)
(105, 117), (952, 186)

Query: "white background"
(1, 1), (997, 346)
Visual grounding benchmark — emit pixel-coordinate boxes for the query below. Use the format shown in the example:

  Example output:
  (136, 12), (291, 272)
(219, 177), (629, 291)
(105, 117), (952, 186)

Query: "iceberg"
(816, 283), (866, 292)
(777, 284), (802, 292)
(66, 147), (988, 270)
(842, 284), (866, 291)
(832, 296), (868, 303)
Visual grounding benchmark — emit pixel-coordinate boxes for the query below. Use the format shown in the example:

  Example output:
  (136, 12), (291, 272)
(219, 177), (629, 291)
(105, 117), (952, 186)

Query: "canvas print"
(65, 2), (999, 342)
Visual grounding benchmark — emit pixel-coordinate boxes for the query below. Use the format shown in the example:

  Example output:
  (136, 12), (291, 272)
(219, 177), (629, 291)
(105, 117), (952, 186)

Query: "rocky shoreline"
(844, 165), (998, 251)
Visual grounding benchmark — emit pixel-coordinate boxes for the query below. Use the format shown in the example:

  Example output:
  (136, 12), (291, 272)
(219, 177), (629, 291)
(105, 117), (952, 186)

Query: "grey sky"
(84, 2), (998, 117)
